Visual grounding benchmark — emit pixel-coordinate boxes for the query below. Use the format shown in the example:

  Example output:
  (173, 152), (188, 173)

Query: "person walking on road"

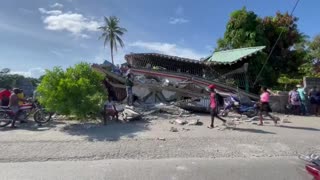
(297, 84), (308, 115)
(208, 84), (226, 129)
(289, 86), (301, 115)
(259, 87), (279, 126)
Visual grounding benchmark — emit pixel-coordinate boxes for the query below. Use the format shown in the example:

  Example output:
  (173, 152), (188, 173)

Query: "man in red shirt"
(0, 88), (11, 106)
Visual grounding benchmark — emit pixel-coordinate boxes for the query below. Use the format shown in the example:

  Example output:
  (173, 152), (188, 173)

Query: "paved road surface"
(0, 158), (312, 180)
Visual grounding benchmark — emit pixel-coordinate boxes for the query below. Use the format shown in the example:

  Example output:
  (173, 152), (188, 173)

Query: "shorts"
(210, 108), (218, 116)
(10, 106), (19, 114)
(260, 102), (272, 113)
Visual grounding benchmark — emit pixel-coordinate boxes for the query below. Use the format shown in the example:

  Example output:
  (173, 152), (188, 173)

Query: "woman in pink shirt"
(259, 87), (279, 126)
(208, 84), (226, 128)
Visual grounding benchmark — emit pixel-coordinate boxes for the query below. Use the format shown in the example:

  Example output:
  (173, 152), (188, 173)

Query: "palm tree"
(98, 16), (127, 65)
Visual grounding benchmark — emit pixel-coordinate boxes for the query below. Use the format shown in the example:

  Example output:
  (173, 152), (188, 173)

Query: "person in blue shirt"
(297, 84), (308, 115)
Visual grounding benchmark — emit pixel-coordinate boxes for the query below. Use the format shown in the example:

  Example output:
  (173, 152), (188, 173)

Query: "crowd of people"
(288, 85), (320, 116)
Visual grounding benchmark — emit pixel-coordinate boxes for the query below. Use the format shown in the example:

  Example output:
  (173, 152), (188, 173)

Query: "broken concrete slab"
(175, 119), (187, 125)
(187, 119), (203, 126)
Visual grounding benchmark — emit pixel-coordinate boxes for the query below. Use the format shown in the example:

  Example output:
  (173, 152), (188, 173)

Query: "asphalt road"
(0, 158), (312, 180)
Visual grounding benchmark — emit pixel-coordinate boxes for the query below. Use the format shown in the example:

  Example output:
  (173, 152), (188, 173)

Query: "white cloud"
(39, 8), (62, 15)
(10, 68), (46, 78)
(39, 8), (100, 38)
(129, 41), (206, 59)
(169, 17), (189, 24)
(50, 3), (64, 9)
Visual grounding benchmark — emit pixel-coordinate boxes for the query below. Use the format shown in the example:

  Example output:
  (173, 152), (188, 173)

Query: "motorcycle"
(220, 95), (258, 118)
(299, 153), (320, 180)
(0, 99), (53, 127)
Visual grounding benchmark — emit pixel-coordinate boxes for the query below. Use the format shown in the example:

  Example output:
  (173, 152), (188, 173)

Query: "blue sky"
(0, 0), (318, 78)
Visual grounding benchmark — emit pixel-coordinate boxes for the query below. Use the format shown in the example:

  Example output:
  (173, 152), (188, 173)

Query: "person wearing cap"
(208, 84), (226, 128)
(297, 84), (308, 115)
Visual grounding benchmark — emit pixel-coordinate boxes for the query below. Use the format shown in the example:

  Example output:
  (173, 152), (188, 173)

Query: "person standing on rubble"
(126, 73), (134, 106)
(208, 84), (226, 128)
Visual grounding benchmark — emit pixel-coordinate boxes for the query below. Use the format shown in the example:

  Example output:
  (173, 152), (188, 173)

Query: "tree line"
(216, 7), (320, 90)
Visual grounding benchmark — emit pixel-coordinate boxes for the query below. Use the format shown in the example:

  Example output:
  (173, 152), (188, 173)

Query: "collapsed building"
(92, 46), (276, 112)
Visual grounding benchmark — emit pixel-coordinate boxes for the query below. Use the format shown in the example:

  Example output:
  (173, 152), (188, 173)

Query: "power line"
(253, 0), (300, 86)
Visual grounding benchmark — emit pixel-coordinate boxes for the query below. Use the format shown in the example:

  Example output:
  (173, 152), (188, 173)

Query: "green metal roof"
(206, 46), (265, 65)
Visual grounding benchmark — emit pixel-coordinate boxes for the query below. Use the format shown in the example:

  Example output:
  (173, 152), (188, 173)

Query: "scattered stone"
(169, 120), (174, 124)
(157, 137), (166, 141)
(188, 119), (200, 126)
(233, 117), (241, 121)
(175, 119), (187, 125)
(182, 128), (190, 131)
(170, 127), (178, 132)
(226, 120), (236, 127)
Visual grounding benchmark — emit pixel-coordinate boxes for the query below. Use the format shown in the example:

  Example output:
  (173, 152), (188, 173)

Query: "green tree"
(299, 35), (320, 77)
(217, 7), (266, 50)
(216, 7), (306, 89)
(98, 16), (127, 65)
(0, 74), (25, 89)
(37, 63), (107, 119)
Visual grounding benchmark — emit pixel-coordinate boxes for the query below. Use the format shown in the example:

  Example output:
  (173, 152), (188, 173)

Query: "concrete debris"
(188, 119), (202, 126)
(175, 119), (187, 125)
(122, 108), (142, 121)
(157, 137), (166, 141)
(170, 127), (178, 132)
(155, 103), (190, 115)
(233, 117), (241, 121)
(226, 120), (236, 127)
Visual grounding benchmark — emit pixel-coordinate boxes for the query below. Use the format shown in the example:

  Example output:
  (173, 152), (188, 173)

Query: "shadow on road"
(0, 120), (66, 132)
(279, 125), (320, 131)
(61, 120), (150, 142)
(232, 127), (276, 134)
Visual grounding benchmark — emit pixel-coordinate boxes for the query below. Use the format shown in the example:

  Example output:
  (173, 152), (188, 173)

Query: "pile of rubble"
(120, 102), (194, 122)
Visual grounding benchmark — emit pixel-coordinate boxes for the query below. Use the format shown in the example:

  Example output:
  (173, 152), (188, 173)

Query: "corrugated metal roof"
(125, 53), (203, 64)
(206, 46), (266, 65)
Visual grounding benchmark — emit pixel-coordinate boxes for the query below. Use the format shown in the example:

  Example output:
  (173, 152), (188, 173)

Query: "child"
(103, 95), (118, 125)
(208, 84), (226, 128)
